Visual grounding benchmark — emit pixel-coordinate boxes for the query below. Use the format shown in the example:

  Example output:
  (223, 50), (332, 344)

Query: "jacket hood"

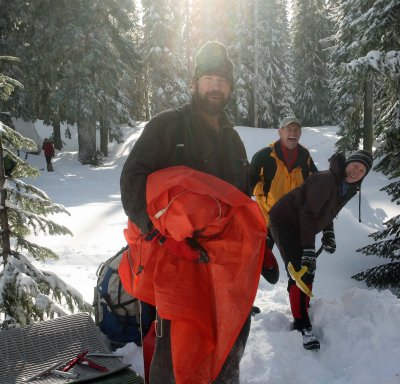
(328, 152), (346, 180)
(330, 152), (366, 222)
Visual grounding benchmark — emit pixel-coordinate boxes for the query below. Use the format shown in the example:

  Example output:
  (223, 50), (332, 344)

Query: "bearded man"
(120, 41), (258, 383)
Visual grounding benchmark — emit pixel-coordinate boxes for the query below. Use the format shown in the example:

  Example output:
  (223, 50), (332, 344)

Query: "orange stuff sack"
(119, 166), (266, 384)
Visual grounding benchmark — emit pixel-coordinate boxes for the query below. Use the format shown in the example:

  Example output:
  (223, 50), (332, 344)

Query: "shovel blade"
(288, 262), (313, 298)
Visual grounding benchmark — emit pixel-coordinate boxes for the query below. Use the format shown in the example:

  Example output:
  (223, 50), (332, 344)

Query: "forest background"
(0, 0), (399, 163)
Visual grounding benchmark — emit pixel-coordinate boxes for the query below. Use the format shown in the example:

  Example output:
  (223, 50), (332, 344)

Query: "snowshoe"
(301, 327), (320, 351)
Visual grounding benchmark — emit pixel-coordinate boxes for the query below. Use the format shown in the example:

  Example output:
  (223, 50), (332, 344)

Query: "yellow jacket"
(250, 141), (317, 225)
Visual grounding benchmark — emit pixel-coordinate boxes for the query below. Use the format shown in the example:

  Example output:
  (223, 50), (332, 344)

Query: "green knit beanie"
(193, 41), (234, 87)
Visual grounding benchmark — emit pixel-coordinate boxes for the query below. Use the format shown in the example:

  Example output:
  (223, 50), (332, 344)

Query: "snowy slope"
(25, 122), (400, 384)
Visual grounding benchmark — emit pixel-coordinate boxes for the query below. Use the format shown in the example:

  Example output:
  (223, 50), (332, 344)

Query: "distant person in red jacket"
(42, 138), (55, 172)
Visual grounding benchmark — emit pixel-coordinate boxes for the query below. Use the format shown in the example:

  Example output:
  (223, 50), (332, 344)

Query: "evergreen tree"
(49, 0), (140, 163)
(328, 1), (359, 150)
(179, 0), (193, 86)
(0, 0), (34, 119)
(352, 51), (400, 297)
(189, 0), (234, 49)
(1, 0), (141, 163)
(353, 214), (400, 297)
(222, 0), (293, 128)
(141, 0), (189, 117)
(257, 0), (294, 127)
(231, 0), (255, 126)
(0, 62), (91, 327)
(329, 0), (399, 152)
(123, 18), (149, 121)
(292, 0), (332, 126)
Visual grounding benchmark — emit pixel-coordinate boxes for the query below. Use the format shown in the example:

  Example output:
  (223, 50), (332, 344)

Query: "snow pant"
(149, 314), (252, 384)
(269, 224), (315, 329)
(45, 156), (53, 172)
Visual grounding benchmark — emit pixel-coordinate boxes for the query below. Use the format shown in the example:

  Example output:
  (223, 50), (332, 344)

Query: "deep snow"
(23, 122), (400, 384)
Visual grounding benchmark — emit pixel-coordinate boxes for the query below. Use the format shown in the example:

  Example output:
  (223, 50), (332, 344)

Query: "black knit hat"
(345, 150), (373, 174)
(193, 41), (234, 87)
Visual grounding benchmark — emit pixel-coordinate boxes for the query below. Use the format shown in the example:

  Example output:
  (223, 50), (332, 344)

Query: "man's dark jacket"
(120, 100), (250, 233)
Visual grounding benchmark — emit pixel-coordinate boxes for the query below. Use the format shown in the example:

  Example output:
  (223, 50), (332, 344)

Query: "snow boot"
(301, 327), (320, 351)
(261, 246), (279, 284)
(292, 316), (320, 351)
(251, 305), (261, 316)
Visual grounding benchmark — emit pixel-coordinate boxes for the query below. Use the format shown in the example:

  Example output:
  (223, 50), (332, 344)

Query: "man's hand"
(145, 230), (209, 263)
(322, 230), (336, 254)
(301, 249), (317, 275)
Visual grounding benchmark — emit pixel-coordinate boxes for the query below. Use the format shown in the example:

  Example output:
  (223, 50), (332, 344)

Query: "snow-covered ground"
(25, 121), (400, 384)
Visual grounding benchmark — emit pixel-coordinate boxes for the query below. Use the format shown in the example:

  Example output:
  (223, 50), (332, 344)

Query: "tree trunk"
(0, 188), (10, 264)
(53, 112), (62, 150)
(363, 74), (374, 153)
(99, 117), (109, 157)
(77, 116), (97, 165)
(0, 141), (10, 264)
(145, 67), (150, 120)
(253, 0), (259, 128)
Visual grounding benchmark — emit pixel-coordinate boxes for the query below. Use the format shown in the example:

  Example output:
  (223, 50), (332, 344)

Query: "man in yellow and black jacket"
(250, 116), (317, 284)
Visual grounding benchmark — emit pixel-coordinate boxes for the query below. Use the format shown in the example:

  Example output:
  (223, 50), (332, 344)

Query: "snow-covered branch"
(345, 50), (400, 74)
(0, 253), (92, 327)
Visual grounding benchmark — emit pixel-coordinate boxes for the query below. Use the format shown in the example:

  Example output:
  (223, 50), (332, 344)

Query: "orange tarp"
(119, 166), (266, 383)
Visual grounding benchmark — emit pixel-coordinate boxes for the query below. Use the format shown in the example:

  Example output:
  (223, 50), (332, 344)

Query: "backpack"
(93, 246), (155, 347)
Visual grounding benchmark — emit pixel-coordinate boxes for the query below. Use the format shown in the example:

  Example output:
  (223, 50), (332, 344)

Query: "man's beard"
(194, 88), (230, 116)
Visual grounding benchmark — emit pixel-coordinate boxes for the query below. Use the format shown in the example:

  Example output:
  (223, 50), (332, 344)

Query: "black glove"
(301, 248), (317, 275)
(322, 230), (336, 254)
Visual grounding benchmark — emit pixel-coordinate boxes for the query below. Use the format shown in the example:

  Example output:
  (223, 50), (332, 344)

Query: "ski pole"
(25, 360), (66, 382)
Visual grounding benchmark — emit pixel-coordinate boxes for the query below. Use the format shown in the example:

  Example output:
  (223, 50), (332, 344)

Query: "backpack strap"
(250, 145), (277, 196)
(96, 245), (129, 279)
(301, 157), (312, 181)
(174, 109), (185, 165)
(297, 145), (318, 180)
(261, 147), (277, 196)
